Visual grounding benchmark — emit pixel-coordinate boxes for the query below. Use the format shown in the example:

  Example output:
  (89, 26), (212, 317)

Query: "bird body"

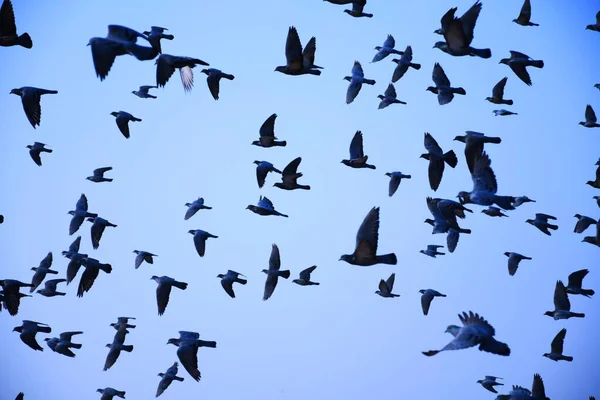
(188, 229), (218, 257)
(87, 167), (113, 183)
(580, 104), (600, 128)
(385, 172), (411, 197)
(262, 244), (291, 300)
(486, 77), (513, 105)
(201, 68), (235, 100)
(77, 257), (112, 297)
(274, 157), (310, 190)
(504, 252), (532, 276)
(525, 213), (558, 236)
(96, 387), (126, 400)
(420, 289), (446, 316)
(132, 85), (157, 99)
(252, 113), (287, 147)
(275, 26), (322, 76)
(110, 111), (141, 139)
(36, 278), (66, 297)
(543, 328), (572, 362)
(493, 109), (518, 116)
(292, 265), (319, 286)
(420, 244), (445, 258)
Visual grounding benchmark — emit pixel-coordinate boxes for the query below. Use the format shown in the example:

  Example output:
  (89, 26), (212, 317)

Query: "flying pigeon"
(26, 142), (52, 166)
(377, 83), (406, 109)
(200, 68), (235, 100)
(503, 252), (532, 276)
(344, 61), (376, 104)
(275, 26), (322, 76)
(13, 320), (51, 351)
(254, 161), (282, 188)
(87, 216), (117, 249)
(0, 0), (32, 48)
(343, 0), (373, 18)
(573, 214), (597, 233)
(86, 167), (113, 183)
(110, 111), (141, 139)
(375, 273), (399, 298)
(292, 265), (320, 286)
(167, 331), (217, 382)
(391, 45), (421, 82)
(156, 362), (185, 397)
(184, 197), (212, 220)
(36, 278), (66, 297)
(217, 270), (247, 298)
(133, 250), (157, 269)
(188, 229), (218, 257)
(499, 51), (544, 86)
(132, 85), (157, 99)
(246, 196), (288, 217)
(579, 104), (600, 128)
(142, 26), (174, 54)
(420, 132), (458, 191)
(543, 328), (572, 362)
(262, 244), (291, 301)
(385, 172), (411, 197)
(493, 109), (517, 116)
(482, 206), (508, 218)
(29, 252), (58, 292)
(0, 279), (33, 315)
(274, 157), (311, 190)
(525, 213), (558, 236)
(96, 387), (126, 400)
(544, 280), (585, 320)
(419, 289), (446, 315)
(426, 63), (466, 105)
(372, 34), (403, 62)
(477, 376), (503, 394)
(151, 275), (188, 316)
(513, 0), (539, 26)
(342, 130), (376, 169)
(252, 113), (287, 148)
(10, 87), (57, 128)
(565, 269), (595, 297)
(453, 131), (502, 174)
(77, 257), (112, 298)
(156, 54), (209, 92)
(420, 245), (445, 258)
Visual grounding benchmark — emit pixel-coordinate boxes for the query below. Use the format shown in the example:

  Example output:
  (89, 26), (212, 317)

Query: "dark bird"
(36, 278), (66, 297)
(274, 157), (311, 190)
(587, 160), (600, 188)
(254, 161), (281, 188)
(499, 51), (544, 86)
(0, 0), (32, 48)
(482, 207), (508, 218)
(493, 109), (518, 116)
(375, 273), (399, 298)
(68, 194), (97, 236)
(132, 85), (157, 99)
(87, 216), (117, 249)
(184, 197), (212, 220)
(156, 362), (185, 397)
(29, 251), (57, 292)
(275, 26), (322, 76)
(385, 172), (411, 197)
(526, 213), (558, 236)
(426, 197), (472, 235)
(45, 331), (83, 357)
(496, 373), (548, 400)
(10, 87), (57, 128)
(62, 237), (88, 285)
(87, 167), (113, 183)
(419, 289), (446, 315)
(110, 111), (141, 139)
(477, 376), (503, 394)
(543, 328), (573, 362)
(486, 77), (513, 105)
(96, 387), (126, 400)
(420, 132), (458, 191)
(151, 275), (188, 316)
(262, 244), (291, 301)
(420, 244), (445, 258)
(504, 252), (532, 276)
(344, 61), (376, 104)
(26, 142), (52, 166)
(344, 0), (373, 18)
(167, 331), (217, 382)
(246, 196), (288, 217)
(188, 229), (218, 257)
(133, 250), (157, 269)
(580, 104), (600, 128)
(513, 0), (539, 26)
(142, 26), (174, 54)
(13, 320), (51, 351)
(156, 54), (209, 92)
(454, 131), (501, 174)
(201, 68), (235, 100)
(391, 45), (421, 82)
(252, 113), (287, 147)
(339, 206), (397, 266)
(0, 280), (33, 315)
(586, 11), (600, 32)
(426, 63), (466, 105)
(581, 221), (600, 247)
(341, 130), (376, 169)
(77, 257), (112, 298)
(573, 214), (596, 234)
(544, 280), (585, 320)
(434, 1), (482, 37)
(111, 316), (136, 331)
(377, 83), (406, 109)
(422, 311), (510, 357)
(372, 34), (403, 62)
(104, 341), (134, 371)
(565, 269), (595, 297)
(217, 270), (247, 298)
(292, 265), (319, 286)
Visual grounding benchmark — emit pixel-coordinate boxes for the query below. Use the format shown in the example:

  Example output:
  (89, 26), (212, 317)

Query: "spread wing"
(351, 61), (364, 79)
(447, 229), (459, 253)
(299, 265), (317, 281)
(258, 196), (275, 211)
(206, 71), (220, 100)
(0, 0), (17, 36)
(471, 152), (498, 194)
(259, 113), (277, 138)
(550, 328), (566, 354)
(383, 34), (395, 48)
(432, 63), (450, 87)
(156, 55), (176, 88)
(421, 292), (433, 315)
(531, 374), (547, 399)
(553, 280), (570, 311)
(193, 234), (206, 257)
(349, 131), (365, 159)
(586, 104), (597, 123)
(518, 0), (532, 22)
(388, 174), (401, 197)
(89, 38), (119, 81)
(354, 207), (379, 259)
(75, 194), (88, 211)
(77, 265), (99, 297)
(178, 344), (201, 381)
(156, 282), (173, 315)
(424, 132), (443, 155)
(269, 244), (281, 271)
(21, 89), (42, 128)
(459, 0), (482, 41)
(68, 236), (82, 254)
(220, 279), (235, 298)
(383, 83), (396, 98)
(302, 36), (317, 69)
(385, 273), (395, 291)
(285, 26), (303, 70)
(568, 269), (589, 288)
(179, 66), (195, 92)
(115, 116), (130, 139)
(492, 77), (507, 99)
(90, 221), (106, 249)
(282, 157), (302, 177)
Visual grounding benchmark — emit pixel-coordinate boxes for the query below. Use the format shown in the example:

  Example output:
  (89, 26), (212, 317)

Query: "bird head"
(246, 205), (254, 211)
(343, 9), (352, 15)
(503, 252), (511, 257)
(425, 86), (437, 93)
(67, 210), (75, 216)
(498, 58), (509, 65)
(542, 353), (550, 359)
(166, 338), (179, 346)
(512, 18), (519, 23)
(456, 192), (470, 204)
(343, 76), (352, 82)
(374, 46), (382, 51)
(105, 344), (111, 348)
(543, 311), (554, 317)
(150, 275), (159, 281)
(251, 140), (261, 147)
(586, 180), (596, 187)
(444, 325), (460, 336)
(12, 326), (22, 332)
(485, 96), (493, 102)
(476, 379), (483, 384)
(391, 58), (400, 64)
(96, 389), (104, 394)
(253, 160), (262, 165)
(419, 250), (425, 254)
(424, 218), (434, 226)
(574, 214), (581, 219)
(525, 219), (534, 225)
(579, 121), (587, 126)
(26, 145), (32, 149)
(85, 217), (96, 223)
(9, 88), (20, 95)
(377, 95), (385, 100)
(200, 69), (210, 75)
(261, 269), (268, 274)
(586, 25), (595, 31)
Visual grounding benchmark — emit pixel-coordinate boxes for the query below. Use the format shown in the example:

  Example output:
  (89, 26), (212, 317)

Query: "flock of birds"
(1, 0), (599, 399)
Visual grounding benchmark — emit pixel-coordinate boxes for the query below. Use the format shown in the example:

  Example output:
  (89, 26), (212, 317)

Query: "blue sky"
(1, 0), (599, 398)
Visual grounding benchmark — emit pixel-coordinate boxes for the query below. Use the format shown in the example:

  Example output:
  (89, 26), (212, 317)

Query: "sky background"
(1, 0), (599, 398)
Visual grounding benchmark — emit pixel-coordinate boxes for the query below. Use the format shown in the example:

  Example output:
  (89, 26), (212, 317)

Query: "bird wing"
(103, 346), (120, 370)
(263, 273), (278, 301)
(492, 77), (507, 99)
(346, 79), (362, 104)
(586, 104), (597, 123)
(39, 252), (52, 268)
(282, 157), (302, 177)
(29, 148), (42, 166)
(553, 280), (571, 311)
(302, 36), (317, 69)
(20, 330), (43, 350)
(377, 279), (388, 294)
(299, 265), (317, 281)
(220, 279), (235, 298)
(68, 236), (81, 254)
(156, 55), (176, 88)
(401, 45), (413, 62)
(385, 273), (395, 291)
(94, 166), (112, 176)
(59, 331), (83, 341)
(550, 328), (566, 354)
(568, 269), (589, 288)
(0, 0), (18, 36)
(428, 157), (444, 192)
(89, 38), (119, 81)
(134, 252), (145, 269)
(535, 213), (556, 222)
(352, 0), (366, 13)
(421, 293), (433, 315)
(447, 229), (459, 253)
(507, 255), (519, 276)
(509, 50), (531, 59)
(509, 62), (532, 86)
(427, 245), (443, 251)
(107, 24), (146, 43)
(460, 311), (495, 336)
(179, 66), (195, 92)
(444, 18), (470, 49)
(269, 244), (281, 270)
(354, 207), (379, 257)
(432, 63), (450, 87)
(156, 282), (173, 315)
(255, 163), (269, 188)
(388, 174), (400, 197)
(259, 113), (277, 138)
(76, 194), (88, 211)
(351, 61), (365, 79)
(471, 152), (498, 194)
(349, 131), (365, 159)
(91, 221), (106, 249)
(77, 265), (100, 297)
(193, 234), (206, 257)
(184, 204), (199, 220)
(518, 0), (532, 22)
(21, 89), (42, 128)
(459, 0), (482, 41)
(45, 279), (64, 291)
(531, 374), (547, 399)
(285, 26), (303, 70)
(206, 71), (220, 100)
(258, 196), (275, 211)
(424, 132), (443, 155)
(383, 34), (395, 48)
(115, 116), (131, 139)
(384, 83), (396, 98)
(439, 6), (457, 31)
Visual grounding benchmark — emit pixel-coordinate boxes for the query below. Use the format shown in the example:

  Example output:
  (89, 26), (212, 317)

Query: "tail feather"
(454, 87), (466, 95)
(308, 69), (321, 76)
(105, 178), (114, 182)
(173, 281), (188, 290)
(548, 224), (558, 230)
(70, 343), (82, 349)
(572, 312), (585, 318)
(563, 356), (574, 362)
(443, 150), (458, 168)
(486, 137), (502, 144)
(279, 270), (291, 279)
(410, 63), (421, 70)
(532, 60), (544, 68)
(376, 253), (397, 265)
(237, 278), (248, 285)
(275, 141), (287, 147)
(298, 184), (311, 190)
(99, 264), (112, 274)
(18, 33), (33, 49)
(147, 94), (157, 99)
(163, 34), (175, 40)
(582, 289), (595, 297)
(366, 164), (376, 169)
(55, 292), (66, 296)
(174, 376), (185, 381)
(47, 269), (59, 274)
(473, 48), (492, 59)
(122, 345), (134, 352)
(494, 196), (516, 210)
(364, 79), (376, 85)
(223, 73), (235, 80)
(39, 326), (52, 333)
(133, 117), (142, 122)
(504, 99), (514, 106)
(479, 338), (511, 356)
(198, 340), (217, 348)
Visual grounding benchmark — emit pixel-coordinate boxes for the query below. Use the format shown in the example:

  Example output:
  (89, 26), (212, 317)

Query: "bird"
(156, 54), (209, 92)
(274, 157), (311, 190)
(477, 376), (503, 394)
(132, 85), (158, 99)
(586, 11), (600, 32)
(372, 34), (403, 62)
(184, 197), (212, 220)
(104, 341), (134, 371)
(453, 131), (502, 174)
(385, 172), (411, 197)
(513, 196), (536, 207)
(156, 362), (185, 397)
(495, 373), (548, 400)
(543, 328), (573, 362)
(68, 194), (97, 236)
(573, 214), (597, 234)
(111, 316), (136, 330)
(142, 26), (174, 54)
(526, 213), (558, 236)
(10, 87), (58, 128)
(133, 250), (157, 269)
(275, 26), (322, 76)
(375, 273), (399, 298)
(513, 0), (539, 26)
(252, 113), (287, 147)
(587, 160), (600, 188)
(420, 245), (445, 258)
(167, 331), (217, 382)
(486, 77), (513, 105)
(482, 207), (508, 218)
(200, 68), (235, 100)
(426, 197), (472, 235)
(36, 278), (66, 297)
(45, 331), (83, 357)
(86, 167), (113, 183)
(434, 1), (482, 37)
(13, 320), (51, 351)
(579, 104), (600, 128)
(341, 130), (376, 169)
(422, 311), (510, 357)
(0, 279), (34, 315)
(420, 132), (458, 191)
(426, 63), (466, 105)
(254, 161), (282, 188)
(499, 51), (544, 86)
(87, 216), (117, 249)
(96, 387), (126, 400)
(493, 109), (518, 116)
(344, 61), (376, 104)
(390, 45), (421, 82)
(504, 252), (532, 276)
(217, 270), (247, 298)
(293, 266), (320, 286)
(188, 229), (218, 257)
(77, 257), (112, 298)
(419, 289), (446, 316)
(262, 244), (291, 301)
(26, 142), (52, 166)
(343, 0), (373, 17)
(377, 83), (406, 109)
(565, 269), (595, 297)
(339, 206), (397, 266)
(29, 252), (57, 292)
(246, 196), (288, 217)
(544, 280), (585, 320)
(151, 276), (188, 316)
(110, 111), (141, 139)
(0, 0), (32, 48)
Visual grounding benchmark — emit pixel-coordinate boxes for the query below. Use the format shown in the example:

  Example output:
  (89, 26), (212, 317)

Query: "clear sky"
(1, 0), (599, 398)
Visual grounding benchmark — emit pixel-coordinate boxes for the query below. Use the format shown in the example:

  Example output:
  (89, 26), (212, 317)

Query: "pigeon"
(453, 131), (502, 174)
(292, 266), (320, 286)
(86, 167), (113, 183)
(252, 113), (287, 147)
(493, 109), (518, 116)
(87, 216), (117, 249)
(254, 161), (282, 188)
(499, 51), (544, 86)
(0, 279), (33, 315)
(167, 331), (217, 382)
(420, 245), (445, 258)
(275, 26), (322, 76)
(423, 311), (510, 357)
(96, 388), (126, 400)
(262, 244), (291, 301)
(544, 280), (585, 320)
(217, 270), (247, 298)
(565, 269), (595, 297)
(513, 196), (536, 207)
(426, 197), (472, 235)
(45, 331), (83, 357)
(434, 1), (482, 37)
(420, 132), (458, 191)
(372, 34), (403, 62)
(184, 197), (212, 220)
(104, 341), (134, 371)
(573, 214), (597, 233)
(36, 279), (66, 297)
(477, 376), (503, 394)
(391, 45), (421, 82)
(375, 273), (399, 298)
(188, 230), (218, 257)
(377, 83), (406, 109)
(77, 257), (112, 298)
(132, 85), (158, 99)
(30, 252), (58, 292)
(543, 328), (573, 362)
(111, 316), (136, 330)
(385, 172), (411, 197)
(10, 87), (58, 128)
(486, 77), (513, 105)
(344, 0), (373, 18)
(504, 252), (532, 276)
(274, 157), (311, 190)
(341, 130), (376, 169)
(200, 68), (235, 100)
(68, 194), (97, 236)
(526, 213), (558, 236)
(13, 320), (51, 351)
(156, 362), (185, 397)
(156, 54), (209, 92)
(426, 63), (466, 105)
(495, 373), (548, 400)
(579, 104), (600, 128)
(133, 250), (157, 269)
(151, 276), (188, 316)
(0, 0), (32, 48)
(587, 160), (600, 189)
(419, 289), (446, 316)
(142, 26), (173, 54)
(110, 111), (141, 139)
(339, 206), (397, 266)
(482, 207), (508, 217)
(344, 61), (376, 104)
(513, 0), (539, 26)
(246, 196), (288, 217)
(26, 142), (52, 166)
(586, 11), (600, 32)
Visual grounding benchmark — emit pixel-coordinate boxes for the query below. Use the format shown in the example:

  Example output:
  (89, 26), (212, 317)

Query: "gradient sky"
(1, 0), (599, 398)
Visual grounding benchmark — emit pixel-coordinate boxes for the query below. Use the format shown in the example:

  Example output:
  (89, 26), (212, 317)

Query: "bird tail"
(494, 196), (516, 210)
(18, 33), (33, 49)
(173, 281), (188, 290)
(277, 212), (289, 218)
(454, 87), (466, 95)
(223, 73), (235, 80)
(479, 338), (511, 356)
(70, 343), (82, 349)
(422, 350), (439, 357)
(236, 278), (248, 285)
(572, 312), (585, 318)
(364, 79), (376, 85)
(532, 60), (544, 68)
(376, 253), (398, 265)
(486, 137), (502, 144)
(55, 292), (66, 296)
(548, 223), (558, 230)
(563, 356), (574, 362)
(503, 99), (514, 106)
(274, 141), (287, 147)
(105, 178), (114, 182)
(133, 117), (142, 122)
(457, 228), (471, 234)
(409, 63), (421, 70)
(43, 148), (53, 153)
(163, 34), (175, 40)
(443, 150), (458, 168)
(147, 94), (157, 99)
(99, 264), (113, 274)
(279, 270), (291, 279)
(38, 326), (52, 333)
(122, 345), (134, 352)
(472, 48), (492, 59)
(582, 289), (595, 297)
(404, 174), (412, 179)
(198, 340), (217, 348)
(40, 89), (59, 95)
(437, 252), (446, 255)
(298, 184), (311, 190)
(47, 269), (59, 274)
(174, 376), (184, 382)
